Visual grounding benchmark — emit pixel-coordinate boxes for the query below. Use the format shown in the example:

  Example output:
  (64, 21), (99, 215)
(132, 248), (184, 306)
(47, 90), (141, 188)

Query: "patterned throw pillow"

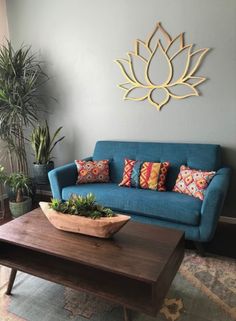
(131, 161), (143, 188)
(119, 159), (170, 191)
(75, 160), (110, 184)
(173, 165), (215, 200)
(140, 161), (170, 191)
(119, 159), (136, 187)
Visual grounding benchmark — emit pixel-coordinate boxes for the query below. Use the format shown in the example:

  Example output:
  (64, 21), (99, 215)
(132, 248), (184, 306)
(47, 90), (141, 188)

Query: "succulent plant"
(50, 193), (114, 219)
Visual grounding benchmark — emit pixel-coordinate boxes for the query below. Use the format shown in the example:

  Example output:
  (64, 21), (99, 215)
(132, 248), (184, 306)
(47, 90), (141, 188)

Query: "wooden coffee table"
(0, 208), (184, 321)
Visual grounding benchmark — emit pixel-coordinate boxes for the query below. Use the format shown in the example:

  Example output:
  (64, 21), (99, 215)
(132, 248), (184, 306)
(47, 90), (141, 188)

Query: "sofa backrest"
(92, 141), (221, 190)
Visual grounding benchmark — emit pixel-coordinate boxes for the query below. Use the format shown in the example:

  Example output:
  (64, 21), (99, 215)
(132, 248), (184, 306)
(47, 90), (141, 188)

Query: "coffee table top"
(0, 208), (184, 284)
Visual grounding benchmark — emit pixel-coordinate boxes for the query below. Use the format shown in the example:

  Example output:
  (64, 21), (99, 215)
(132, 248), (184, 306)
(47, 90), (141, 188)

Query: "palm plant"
(0, 41), (48, 174)
(0, 165), (6, 217)
(31, 120), (65, 164)
(0, 165), (6, 183)
(4, 172), (32, 203)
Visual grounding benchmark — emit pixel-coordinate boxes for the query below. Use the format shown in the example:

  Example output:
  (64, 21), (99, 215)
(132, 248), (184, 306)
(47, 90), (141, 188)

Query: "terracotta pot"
(39, 202), (130, 238)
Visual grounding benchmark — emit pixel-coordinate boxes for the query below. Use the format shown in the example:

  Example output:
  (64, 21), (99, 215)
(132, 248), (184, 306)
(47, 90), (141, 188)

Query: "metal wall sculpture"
(115, 22), (209, 110)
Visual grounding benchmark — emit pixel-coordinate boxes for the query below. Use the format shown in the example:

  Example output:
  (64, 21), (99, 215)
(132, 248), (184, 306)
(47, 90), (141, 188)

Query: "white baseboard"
(219, 216), (236, 224)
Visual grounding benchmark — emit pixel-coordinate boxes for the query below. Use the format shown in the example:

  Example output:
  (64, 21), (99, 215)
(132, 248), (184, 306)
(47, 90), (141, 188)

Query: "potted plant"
(4, 172), (32, 218)
(39, 193), (130, 238)
(31, 120), (65, 185)
(0, 41), (48, 174)
(0, 165), (6, 218)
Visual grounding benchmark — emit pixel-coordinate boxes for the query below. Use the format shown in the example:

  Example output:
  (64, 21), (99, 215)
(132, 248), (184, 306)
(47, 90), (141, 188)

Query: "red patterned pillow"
(119, 159), (136, 187)
(173, 165), (215, 200)
(157, 162), (170, 191)
(75, 160), (110, 184)
(139, 161), (170, 191)
(119, 159), (170, 191)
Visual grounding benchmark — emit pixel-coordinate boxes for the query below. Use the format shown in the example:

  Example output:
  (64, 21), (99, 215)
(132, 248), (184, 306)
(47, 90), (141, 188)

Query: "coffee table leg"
(123, 307), (132, 321)
(6, 268), (17, 295)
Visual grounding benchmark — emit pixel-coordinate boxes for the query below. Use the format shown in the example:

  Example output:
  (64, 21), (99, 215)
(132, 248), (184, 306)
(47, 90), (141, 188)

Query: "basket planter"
(33, 162), (54, 185)
(9, 197), (32, 218)
(39, 202), (130, 238)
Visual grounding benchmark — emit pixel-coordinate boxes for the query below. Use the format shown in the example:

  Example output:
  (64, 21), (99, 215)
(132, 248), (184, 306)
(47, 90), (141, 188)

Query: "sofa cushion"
(119, 159), (137, 187)
(75, 160), (110, 184)
(119, 159), (169, 191)
(173, 165), (215, 200)
(62, 183), (202, 226)
(139, 161), (170, 191)
(131, 160), (143, 188)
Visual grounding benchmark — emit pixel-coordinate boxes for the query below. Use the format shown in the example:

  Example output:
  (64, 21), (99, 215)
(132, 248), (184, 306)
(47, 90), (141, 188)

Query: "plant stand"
(33, 182), (52, 204)
(123, 307), (132, 321)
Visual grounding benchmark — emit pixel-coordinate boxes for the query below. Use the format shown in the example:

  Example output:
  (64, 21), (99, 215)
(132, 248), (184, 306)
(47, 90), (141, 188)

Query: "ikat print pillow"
(173, 165), (215, 200)
(75, 160), (110, 184)
(119, 159), (136, 187)
(119, 158), (170, 191)
(140, 161), (170, 191)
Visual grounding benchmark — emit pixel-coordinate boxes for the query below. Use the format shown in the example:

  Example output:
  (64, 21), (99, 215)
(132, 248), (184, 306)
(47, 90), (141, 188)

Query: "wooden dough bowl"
(39, 202), (131, 238)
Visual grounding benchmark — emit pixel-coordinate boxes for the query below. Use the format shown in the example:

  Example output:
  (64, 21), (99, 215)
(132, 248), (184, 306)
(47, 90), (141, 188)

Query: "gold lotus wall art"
(115, 22), (209, 110)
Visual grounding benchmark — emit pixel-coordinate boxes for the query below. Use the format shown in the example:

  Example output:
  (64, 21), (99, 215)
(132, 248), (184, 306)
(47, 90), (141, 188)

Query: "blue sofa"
(48, 141), (231, 242)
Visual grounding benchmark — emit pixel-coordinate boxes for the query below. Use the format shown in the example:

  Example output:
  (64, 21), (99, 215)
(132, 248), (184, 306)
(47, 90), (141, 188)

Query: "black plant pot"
(33, 162), (54, 185)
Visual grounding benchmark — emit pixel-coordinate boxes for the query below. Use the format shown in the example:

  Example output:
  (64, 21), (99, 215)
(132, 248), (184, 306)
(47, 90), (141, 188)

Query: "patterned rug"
(0, 251), (235, 321)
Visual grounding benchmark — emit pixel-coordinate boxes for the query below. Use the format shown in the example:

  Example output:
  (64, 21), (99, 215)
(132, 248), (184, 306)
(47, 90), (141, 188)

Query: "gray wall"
(7, 0), (236, 217)
(0, 0), (8, 42)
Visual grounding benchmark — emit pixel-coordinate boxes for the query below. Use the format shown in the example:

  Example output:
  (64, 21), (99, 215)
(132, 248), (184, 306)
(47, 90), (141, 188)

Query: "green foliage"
(31, 120), (65, 164)
(0, 41), (48, 173)
(4, 172), (32, 203)
(50, 193), (115, 219)
(0, 165), (7, 183)
(5, 172), (32, 193)
(0, 41), (42, 127)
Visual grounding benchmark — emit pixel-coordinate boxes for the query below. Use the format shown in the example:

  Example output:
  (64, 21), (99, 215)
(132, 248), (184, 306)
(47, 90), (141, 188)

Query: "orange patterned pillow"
(119, 159), (136, 187)
(119, 159), (170, 191)
(173, 165), (215, 200)
(75, 160), (110, 184)
(139, 161), (170, 191)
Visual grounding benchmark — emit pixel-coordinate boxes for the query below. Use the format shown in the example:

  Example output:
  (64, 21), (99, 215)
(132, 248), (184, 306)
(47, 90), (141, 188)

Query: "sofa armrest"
(48, 157), (92, 199)
(200, 167), (231, 242)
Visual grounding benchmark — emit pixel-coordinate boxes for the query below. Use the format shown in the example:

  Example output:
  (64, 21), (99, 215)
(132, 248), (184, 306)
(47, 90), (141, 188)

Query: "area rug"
(0, 251), (235, 321)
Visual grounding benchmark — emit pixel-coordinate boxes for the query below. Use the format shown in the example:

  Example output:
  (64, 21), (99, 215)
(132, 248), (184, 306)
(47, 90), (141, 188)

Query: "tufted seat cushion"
(62, 183), (202, 226)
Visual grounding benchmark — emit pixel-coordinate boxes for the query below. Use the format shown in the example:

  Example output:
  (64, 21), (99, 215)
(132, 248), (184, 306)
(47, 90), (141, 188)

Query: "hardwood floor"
(185, 222), (236, 259)
(204, 221), (236, 258)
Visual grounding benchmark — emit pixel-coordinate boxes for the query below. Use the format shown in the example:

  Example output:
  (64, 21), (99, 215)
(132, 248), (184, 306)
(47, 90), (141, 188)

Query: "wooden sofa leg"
(194, 242), (206, 257)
